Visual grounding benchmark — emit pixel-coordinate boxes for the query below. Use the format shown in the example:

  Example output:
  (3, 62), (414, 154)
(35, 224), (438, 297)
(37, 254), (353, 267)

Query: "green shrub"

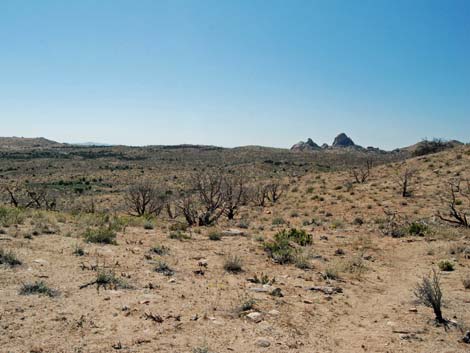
(265, 228), (312, 264)
(274, 228), (312, 246)
(208, 231), (222, 241)
(408, 222), (428, 236)
(438, 260), (454, 272)
(83, 227), (117, 244)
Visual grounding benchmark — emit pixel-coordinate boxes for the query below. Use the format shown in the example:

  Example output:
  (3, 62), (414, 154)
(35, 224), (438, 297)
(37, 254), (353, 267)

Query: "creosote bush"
(438, 260), (454, 272)
(264, 228), (312, 264)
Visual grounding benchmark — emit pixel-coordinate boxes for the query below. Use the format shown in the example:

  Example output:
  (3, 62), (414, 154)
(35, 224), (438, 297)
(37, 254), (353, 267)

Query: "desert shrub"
(208, 231), (222, 241)
(95, 270), (132, 290)
(272, 217), (286, 226)
(168, 222), (188, 232)
(168, 230), (191, 240)
(154, 261), (174, 276)
(0, 206), (25, 227)
(0, 248), (22, 266)
(353, 217), (364, 226)
(20, 281), (57, 297)
(237, 219), (250, 229)
(151, 244), (169, 255)
(408, 222), (429, 236)
(72, 244), (85, 256)
(143, 221), (154, 230)
(239, 298), (256, 312)
(323, 266), (340, 280)
(294, 251), (312, 269)
(274, 228), (312, 246)
(414, 269), (445, 323)
(223, 255), (243, 273)
(438, 260), (454, 271)
(83, 227), (117, 244)
(248, 273), (275, 285)
(265, 228), (312, 264)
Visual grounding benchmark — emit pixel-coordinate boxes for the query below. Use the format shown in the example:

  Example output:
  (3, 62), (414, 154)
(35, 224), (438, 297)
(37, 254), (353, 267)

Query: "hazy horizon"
(1, 0), (469, 149)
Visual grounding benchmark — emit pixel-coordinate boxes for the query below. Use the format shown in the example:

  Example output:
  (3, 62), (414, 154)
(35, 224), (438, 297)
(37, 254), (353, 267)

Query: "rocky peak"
(290, 138), (320, 151)
(332, 133), (355, 148)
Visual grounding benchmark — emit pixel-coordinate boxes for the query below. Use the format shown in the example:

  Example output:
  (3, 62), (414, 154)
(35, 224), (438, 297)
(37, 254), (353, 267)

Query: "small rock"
(222, 229), (245, 236)
(462, 331), (470, 344)
(168, 278), (176, 283)
(408, 307), (418, 313)
(268, 310), (280, 316)
(255, 338), (271, 347)
(247, 312), (263, 323)
(33, 259), (48, 266)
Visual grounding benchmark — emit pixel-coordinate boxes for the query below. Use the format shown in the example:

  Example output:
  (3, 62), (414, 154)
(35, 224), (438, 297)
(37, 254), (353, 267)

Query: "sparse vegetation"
(20, 281), (57, 297)
(414, 269), (445, 323)
(0, 248), (22, 266)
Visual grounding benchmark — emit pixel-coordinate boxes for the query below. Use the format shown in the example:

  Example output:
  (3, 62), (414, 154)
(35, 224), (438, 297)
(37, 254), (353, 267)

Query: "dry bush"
(414, 269), (445, 323)
(1, 183), (58, 210)
(349, 159), (373, 184)
(125, 180), (166, 217)
(394, 163), (418, 197)
(437, 179), (469, 228)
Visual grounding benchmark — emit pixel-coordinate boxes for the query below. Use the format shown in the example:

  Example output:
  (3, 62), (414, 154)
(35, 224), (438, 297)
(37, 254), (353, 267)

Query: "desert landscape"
(2, 2), (469, 352)
(1, 136), (470, 353)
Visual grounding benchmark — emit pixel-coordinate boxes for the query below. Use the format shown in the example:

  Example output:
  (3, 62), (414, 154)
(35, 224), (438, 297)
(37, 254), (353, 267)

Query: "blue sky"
(0, 0), (469, 149)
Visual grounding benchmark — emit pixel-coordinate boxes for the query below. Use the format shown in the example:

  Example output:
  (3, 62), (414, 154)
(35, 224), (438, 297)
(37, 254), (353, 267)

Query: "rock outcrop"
(332, 133), (355, 148)
(290, 138), (320, 151)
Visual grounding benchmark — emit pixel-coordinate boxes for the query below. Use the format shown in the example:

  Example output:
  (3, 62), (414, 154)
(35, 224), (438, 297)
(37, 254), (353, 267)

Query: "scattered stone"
(319, 236), (328, 241)
(463, 331), (470, 344)
(268, 309), (280, 316)
(306, 286), (342, 295)
(33, 259), (48, 266)
(222, 229), (245, 236)
(255, 338), (271, 347)
(408, 307), (418, 313)
(247, 312), (263, 323)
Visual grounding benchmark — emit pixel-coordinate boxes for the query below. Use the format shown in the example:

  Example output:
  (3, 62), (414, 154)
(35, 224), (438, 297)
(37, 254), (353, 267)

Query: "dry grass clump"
(0, 248), (22, 266)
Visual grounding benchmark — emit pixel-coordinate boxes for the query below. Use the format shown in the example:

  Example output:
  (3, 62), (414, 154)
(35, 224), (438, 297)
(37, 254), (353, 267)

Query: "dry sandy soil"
(1, 145), (470, 353)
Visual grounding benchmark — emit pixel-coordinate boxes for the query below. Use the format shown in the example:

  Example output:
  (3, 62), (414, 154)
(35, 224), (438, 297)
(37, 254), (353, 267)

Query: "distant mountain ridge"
(0, 137), (63, 149)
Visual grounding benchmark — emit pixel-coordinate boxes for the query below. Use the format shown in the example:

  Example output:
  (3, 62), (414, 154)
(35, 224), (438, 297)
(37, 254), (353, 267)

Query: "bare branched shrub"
(250, 183), (269, 207)
(125, 181), (165, 217)
(177, 170), (226, 226)
(222, 174), (246, 220)
(414, 269), (445, 323)
(395, 164), (418, 197)
(350, 159), (372, 184)
(1, 183), (57, 210)
(437, 179), (469, 228)
(266, 182), (285, 203)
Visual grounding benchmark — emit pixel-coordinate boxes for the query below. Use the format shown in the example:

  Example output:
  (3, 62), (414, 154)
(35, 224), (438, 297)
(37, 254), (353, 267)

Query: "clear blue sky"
(1, 0), (469, 149)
